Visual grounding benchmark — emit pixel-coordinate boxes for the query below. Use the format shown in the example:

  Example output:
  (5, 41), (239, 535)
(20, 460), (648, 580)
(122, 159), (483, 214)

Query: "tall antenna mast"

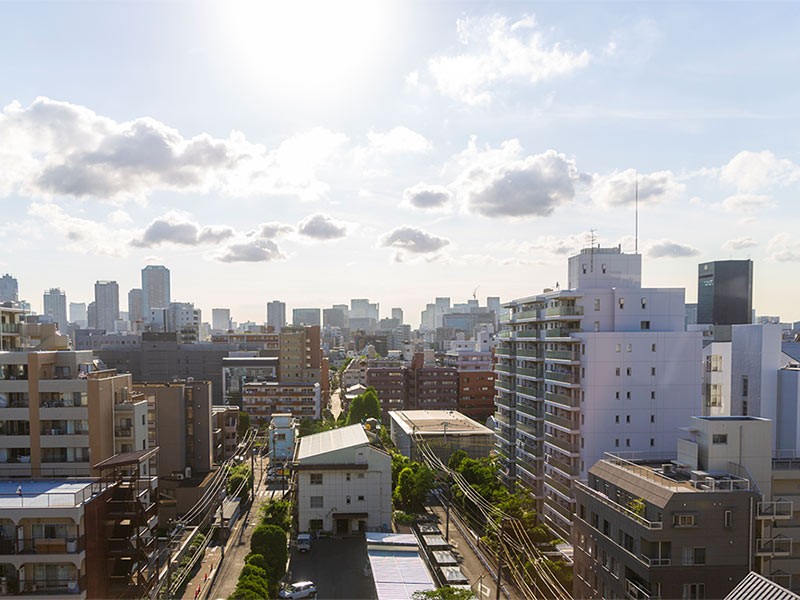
(589, 228), (596, 272)
(635, 171), (639, 254)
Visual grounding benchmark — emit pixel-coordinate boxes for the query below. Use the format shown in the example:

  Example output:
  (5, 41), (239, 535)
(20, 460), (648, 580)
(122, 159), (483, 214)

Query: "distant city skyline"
(1, 2), (799, 323)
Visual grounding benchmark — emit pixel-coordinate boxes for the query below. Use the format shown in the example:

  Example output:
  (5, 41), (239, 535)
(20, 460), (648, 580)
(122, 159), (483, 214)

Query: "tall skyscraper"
(0, 273), (18, 303)
(94, 281), (119, 332)
(697, 260), (753, 326)
(128, 288), (143, 326)
(391, 307), (403, 324)
(292, 308), (321, 327)
(141, 265), (170, 322)
(212, 308), (231, 331)
(69, 302), (87, 327)
(43, 288), (68, 329)
(267, 300), (286, 332)
(496, 247), (701, 538)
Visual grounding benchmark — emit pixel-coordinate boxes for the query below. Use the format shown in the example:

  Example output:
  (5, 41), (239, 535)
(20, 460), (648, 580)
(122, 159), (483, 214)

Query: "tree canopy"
(346, 386), (381, 425)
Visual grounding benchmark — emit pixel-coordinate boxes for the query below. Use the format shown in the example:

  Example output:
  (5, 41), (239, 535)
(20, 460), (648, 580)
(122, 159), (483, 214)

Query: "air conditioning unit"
(175, 473), (185, 481)
(662, 464), (674, 474)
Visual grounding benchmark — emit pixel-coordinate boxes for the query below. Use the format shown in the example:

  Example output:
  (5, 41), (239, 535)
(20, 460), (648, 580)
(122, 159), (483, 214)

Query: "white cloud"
(767, 233), (800, 262)
(402, 183), (453, 211)
(719, 150), (800, 193)
(380, 226), (450, 261)
(27, 202), (129, 256)
(297, 213), (348, 240)
(647, 239), (699, 258)
(722, 237), (757, 251)
(367, 127), (431, 155)
(590, 168), (684, 207)
(131, 212), (234, 247)
(721, 193), (774, 213)
(0, 97), (347, 203)
(256, 222), (294, 239)
(217, 239), (285, 263)
(455, 144), (584, 218)
(428, 14), (591, 106)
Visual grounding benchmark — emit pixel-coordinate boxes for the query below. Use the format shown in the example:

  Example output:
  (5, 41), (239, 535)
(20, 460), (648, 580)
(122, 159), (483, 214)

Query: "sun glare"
(217, 1), (389, 96)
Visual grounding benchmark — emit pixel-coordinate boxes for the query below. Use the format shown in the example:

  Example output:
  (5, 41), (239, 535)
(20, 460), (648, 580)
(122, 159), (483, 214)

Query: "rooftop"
(296, 424), (368, 461)
(0, 479), (104, 509)
(389, 409), (494, 437)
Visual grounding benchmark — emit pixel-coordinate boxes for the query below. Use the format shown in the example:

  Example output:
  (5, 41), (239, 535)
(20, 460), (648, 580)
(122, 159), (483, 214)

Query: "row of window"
(615, 367), (657, 376)
(310, 472), (365, 485)
(309, 494), (365, 508)
(615, 343), (658, 352)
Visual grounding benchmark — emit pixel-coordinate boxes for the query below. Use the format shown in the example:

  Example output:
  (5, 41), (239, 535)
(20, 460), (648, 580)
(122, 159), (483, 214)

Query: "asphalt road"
(287, 537), (376, 600)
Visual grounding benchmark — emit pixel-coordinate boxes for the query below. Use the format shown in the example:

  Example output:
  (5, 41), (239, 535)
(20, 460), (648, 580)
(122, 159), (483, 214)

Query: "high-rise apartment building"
(94, 280), (119, 332)
(43, 287), (67, 330)
(292, 308), (321, 327)
(392, 308), (404, 324)
(0, 273), (18, 302)
(128, 288), (143, 327)
(495, 246), (702, 537)
(69, 302), (87, 328)
(267, 300), (286, 332)
(697, 259), (753, 326)
(323, 307), (346, 329)
(141, 265), (170, 322)
(211, 308), (231, 332)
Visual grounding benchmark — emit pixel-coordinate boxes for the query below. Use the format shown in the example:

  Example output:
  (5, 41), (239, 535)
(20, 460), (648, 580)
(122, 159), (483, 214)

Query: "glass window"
(310, 496), (323, 508)
(310, 473), (323, 485)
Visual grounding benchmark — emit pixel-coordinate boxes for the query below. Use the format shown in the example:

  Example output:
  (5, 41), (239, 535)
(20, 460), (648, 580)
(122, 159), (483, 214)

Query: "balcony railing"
(547, 455), (579, 477)
(517, 330), (539, 338)
(545, 370), (579, 384)
(625, 577), (657, 600)
(494, 365), (513, 374)
(0, 535), (85, 555)
(516, 349), (541, 358)
(545, 391), (580, 409)
(545, 412), (579, 431)
(516, 420), (541, 438)
(574, 480), (663, 530)
(545, 350), (580, 361)
(516, 403), (543, 419)
(546, 498), (574, 522)
(639, 556), (671, 567)
(545, 305), (584, 318)
(756, 536), (792, 556)
(544, 472), (573, 498)
(757, 500), (793, 519)
(0, 323), (21, 334)
(517, 367), (541, 378)
(545, 432), (579, 455)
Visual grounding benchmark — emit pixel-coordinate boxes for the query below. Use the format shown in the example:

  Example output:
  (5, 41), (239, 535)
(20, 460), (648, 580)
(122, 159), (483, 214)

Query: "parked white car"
(278, 580), (317, 599)
(296, 533), (312, 552)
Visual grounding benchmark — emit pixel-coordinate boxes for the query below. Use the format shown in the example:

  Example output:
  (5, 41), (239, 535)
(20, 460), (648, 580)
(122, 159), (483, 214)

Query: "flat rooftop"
(389, 409), (493, 437)
(0, 480), (101, 509)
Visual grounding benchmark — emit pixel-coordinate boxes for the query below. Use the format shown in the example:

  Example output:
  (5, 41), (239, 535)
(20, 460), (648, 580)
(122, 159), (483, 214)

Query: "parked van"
(296, 533), (312, 552)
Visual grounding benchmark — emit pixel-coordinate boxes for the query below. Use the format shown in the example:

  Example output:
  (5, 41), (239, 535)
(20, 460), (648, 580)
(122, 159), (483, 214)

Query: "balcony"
(756, 536), (792, 557)
(757, 500), (793, 520)
(545, 391), (580, 410)
(516, 455), (541, 476)
(546, 498), (574, 523)
(547, 455), (579, 477)
(0, 535), (85, 555)
(516, 420), (541, 438)
(516, 403), (542, 419)
(545, 349), (580, 361)
(517, 367), (542, 379)
(545, 412), (579, 432)
(545, 432), (579, 455)
(495, 429), (514, 445)
(625, 578), (658, 600)
(495, 365), (513, 374)
(544, 472), (573, 498)
(516, 349), (541, 359)
(509, 309), (542, 322)
(0, 323), (21, 334)
(574, 481), (663, 530)
(545, 370), (579, 384)
(494, 395), (514, 410)
(545, 328), (577, 339)
(517, 330), (539, 338)
(545, 305), (584, 318)
(639, 555), (671, 567)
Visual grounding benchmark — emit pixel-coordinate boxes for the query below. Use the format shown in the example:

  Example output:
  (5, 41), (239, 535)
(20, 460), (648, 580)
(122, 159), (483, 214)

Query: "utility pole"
(495, 519), (505, 600)
(445, 477), (451, 542)
(219, 493), (225, 560)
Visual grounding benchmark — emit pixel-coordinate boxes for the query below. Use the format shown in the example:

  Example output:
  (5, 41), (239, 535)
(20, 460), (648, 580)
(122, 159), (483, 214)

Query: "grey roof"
(725, 572), (800, 600)
(296, 424), (368, 461)
(783, 342), (800, 362)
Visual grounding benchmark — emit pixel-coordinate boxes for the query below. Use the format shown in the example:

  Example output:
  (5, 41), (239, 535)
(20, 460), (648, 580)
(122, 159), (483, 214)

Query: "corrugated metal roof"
(368, 548), (435, 600)
(296, 424), (368, 461)
(725, 572), (800, 600)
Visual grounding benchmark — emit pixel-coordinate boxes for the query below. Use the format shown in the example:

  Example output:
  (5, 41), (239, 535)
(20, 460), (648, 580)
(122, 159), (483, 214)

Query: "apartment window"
(626, 438), (630, 447)
(615, 391), (620, 399)
(742, 376), (749, 397)
(615, 415), (620, 423)
(310, 496), (323, 508)
(712, 434), (728, 444)
(650, 438), (655, 447)
(581, 414), (585, 425)
(682, 547), (706, 566)
(674, 513), (696, 528)
(626, 391), (631, 399)
(591, 512), (599, 529)
(594, 321), (600, 332)
(626, 415), (630, 423)
(594, 298), (600, 311)
(346, 496), (351, 505)
(615, 344), (621, 353)
(683, 583), (705, 600)
(358, 473), (365, 479)
(615, 367), (621, 376)
(358, 495), (365, 502)
(601, 264), (607, 274)
(650, 414), (655, 423)
(603, 520), (611, 537)
(651, 390), (656, 400)
(651, 367), (656, 376)
(310, 519), (323, 531)
(618, 298), (625, 309)
(641, 297), (647, 309)
(582, 344), (586, 355)
(310, 473), (323, 485)
(626, 367), (632, 376)
(651, 343), (657, 352)
(627, 344), (632, 352)
(724, 510), (732, 528)
(346, 473), (351, 481)
(641, 320), (651, 330)
(615, 439), (619, 447)
(582, 264), (587, 274)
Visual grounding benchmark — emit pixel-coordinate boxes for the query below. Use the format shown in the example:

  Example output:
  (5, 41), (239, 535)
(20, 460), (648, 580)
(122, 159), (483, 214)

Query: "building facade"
(93, 281), (119, 332)
(267, 300), (286, 333)
(697, 260), (753, 326)
(141, 265), (170, 323)
(43, 288), (67, 331)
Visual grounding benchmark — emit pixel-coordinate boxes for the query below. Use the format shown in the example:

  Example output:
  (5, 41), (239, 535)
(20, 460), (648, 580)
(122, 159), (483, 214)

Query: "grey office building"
(0, 274), (18, 303)
(697, 260), (753, 326)
(43, 288), (68, 329)
(142, 265), (171, 321)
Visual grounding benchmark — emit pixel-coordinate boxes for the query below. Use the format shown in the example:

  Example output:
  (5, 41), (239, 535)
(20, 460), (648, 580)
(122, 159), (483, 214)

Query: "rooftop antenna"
(589, 229), (597, 272)
(635, 171), (639, 254)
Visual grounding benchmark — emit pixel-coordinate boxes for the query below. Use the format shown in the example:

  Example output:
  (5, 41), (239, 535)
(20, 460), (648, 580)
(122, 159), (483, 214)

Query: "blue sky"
(1, 1), (799, 325)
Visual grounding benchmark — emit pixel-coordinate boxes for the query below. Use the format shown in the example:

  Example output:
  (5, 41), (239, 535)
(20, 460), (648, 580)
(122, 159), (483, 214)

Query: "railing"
(545, 349), (580, 361)
(545, 391), (580, 409)
(545, 305), (584, 317)
(640, 555), (671, 567)
(574, 480), (664, 530)
(545, 370), (579, 384)
(756, 536), (792, 556)
(115, 427), (133, 437)
(494, 364), (512, 374)
(516, 403), (542, 419)
(18, 576), (85, 594)
(41, 429), (89, 436)
(545, 432), (578, 454)
(516, 455), (540, 475)
(544, 472), (573, 498)
(0, 479), (112, 508)
(625, 578), (658, 599)
(517, 367), (541, 378)
(757, 500), (793, 519)
(0, 535), (85, 555)
(517, 330), (539, 338)
(604, 452), (751, 492)
(546, 499), (574, 522)
(516, 420), (541, 438)
(545, 412), (579, 431)
(545, 328), (573, 338)
(516, 349), (541, 358)
(547, 455), (578, 476)
(511, 309), (542, 321)
(0, 323), (21, 334)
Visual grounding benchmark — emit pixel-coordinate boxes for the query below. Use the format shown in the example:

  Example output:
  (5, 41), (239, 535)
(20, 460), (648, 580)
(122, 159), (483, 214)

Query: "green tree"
(244, 553), (269, 572)
(259, 499), (292, 532)
(412, 586), (475, 600)
(393, 467), (415, 511)
(393, 464), (434, 512)
(237, 411), (251, 437)
(346, 387), (381, 425)
(250, 523), (288, 580)
(227, 464), (253, 500)
(447, 449), (468, 472)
